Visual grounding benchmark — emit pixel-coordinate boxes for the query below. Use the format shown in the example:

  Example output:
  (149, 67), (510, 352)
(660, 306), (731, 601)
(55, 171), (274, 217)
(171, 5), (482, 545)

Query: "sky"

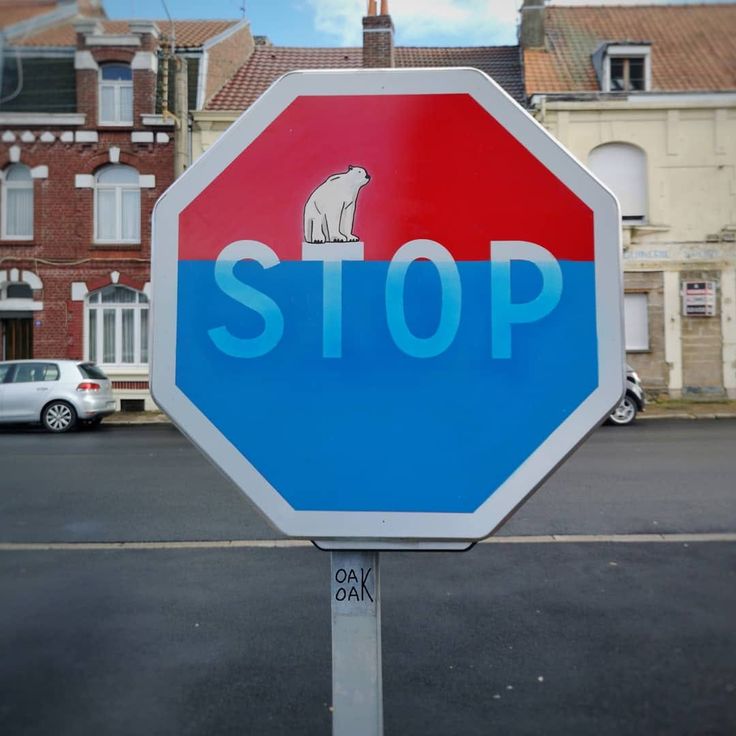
(104, 0), (735, 48)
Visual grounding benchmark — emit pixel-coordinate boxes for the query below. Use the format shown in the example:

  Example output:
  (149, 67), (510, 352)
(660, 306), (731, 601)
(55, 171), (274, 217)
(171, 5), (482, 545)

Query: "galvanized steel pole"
(330, 550), (383, 736)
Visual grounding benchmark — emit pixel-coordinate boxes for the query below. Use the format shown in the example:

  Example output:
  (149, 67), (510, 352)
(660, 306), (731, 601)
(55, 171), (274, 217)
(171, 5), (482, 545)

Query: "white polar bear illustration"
(303, 166), (370, 244)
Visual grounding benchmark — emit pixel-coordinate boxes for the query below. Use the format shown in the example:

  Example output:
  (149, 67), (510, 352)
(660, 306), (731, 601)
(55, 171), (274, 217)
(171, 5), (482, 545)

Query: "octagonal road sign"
(151, 68), (624, 547)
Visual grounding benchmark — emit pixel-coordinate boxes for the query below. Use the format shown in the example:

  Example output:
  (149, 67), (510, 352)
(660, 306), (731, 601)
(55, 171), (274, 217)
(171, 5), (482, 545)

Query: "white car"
(0, 360), (116, 433)
(607, 364), (646, 426)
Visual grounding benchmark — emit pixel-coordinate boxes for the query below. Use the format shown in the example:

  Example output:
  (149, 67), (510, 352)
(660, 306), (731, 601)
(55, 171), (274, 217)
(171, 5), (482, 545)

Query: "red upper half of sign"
(179, 94), (593, 262)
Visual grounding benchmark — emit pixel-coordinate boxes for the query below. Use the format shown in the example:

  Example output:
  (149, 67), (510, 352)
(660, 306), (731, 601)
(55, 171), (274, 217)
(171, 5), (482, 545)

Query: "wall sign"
(682, 281), (717, 317)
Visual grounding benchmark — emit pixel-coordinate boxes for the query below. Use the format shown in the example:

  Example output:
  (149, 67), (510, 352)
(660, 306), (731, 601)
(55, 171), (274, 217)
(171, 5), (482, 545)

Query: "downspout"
(159, 0), (188, 176)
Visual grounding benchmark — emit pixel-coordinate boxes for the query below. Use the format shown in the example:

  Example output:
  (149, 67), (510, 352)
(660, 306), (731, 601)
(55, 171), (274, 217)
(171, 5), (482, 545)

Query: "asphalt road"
(1, 420), (735, 735)
(1, 420), (735, 542)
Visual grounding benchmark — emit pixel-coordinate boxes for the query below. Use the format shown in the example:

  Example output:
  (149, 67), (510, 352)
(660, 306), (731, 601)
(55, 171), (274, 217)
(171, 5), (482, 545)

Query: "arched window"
(2, 164), (33, 239)
(94, 164), (140, 243)
(99, 63), (133, 124)
(87, 284), (149, 366)
(588, 143), (647, 223)
(6, 283), (32, 299)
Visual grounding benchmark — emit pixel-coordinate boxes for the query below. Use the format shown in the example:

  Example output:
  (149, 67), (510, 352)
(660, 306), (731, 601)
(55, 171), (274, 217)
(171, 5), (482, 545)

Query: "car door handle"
(36, 387), (49, 391)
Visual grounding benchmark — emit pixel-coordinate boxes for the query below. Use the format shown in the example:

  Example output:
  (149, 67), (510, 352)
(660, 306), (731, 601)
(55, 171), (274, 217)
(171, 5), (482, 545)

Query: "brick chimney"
(363, 0), (394, 68)
(519, 0), (546, 49)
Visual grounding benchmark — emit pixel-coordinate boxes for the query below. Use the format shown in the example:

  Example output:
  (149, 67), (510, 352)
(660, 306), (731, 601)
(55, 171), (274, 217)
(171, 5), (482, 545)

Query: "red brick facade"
(0, 24), (173, 404)
(204, 24), (255, 104)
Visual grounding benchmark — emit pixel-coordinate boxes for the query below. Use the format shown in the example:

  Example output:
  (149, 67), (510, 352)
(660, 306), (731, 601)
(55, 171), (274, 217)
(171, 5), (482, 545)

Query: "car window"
(10, 363), (59, 383)
(12, 364), (38, 383)
(78, 363), (108, 380)
(0, 364), (10, 383)
(40, 364), (60, 381)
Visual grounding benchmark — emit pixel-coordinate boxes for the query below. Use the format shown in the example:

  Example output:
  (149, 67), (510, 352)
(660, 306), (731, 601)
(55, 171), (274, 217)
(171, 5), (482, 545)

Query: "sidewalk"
(107, 400), (736, 425)
(640, 399), (736, 421)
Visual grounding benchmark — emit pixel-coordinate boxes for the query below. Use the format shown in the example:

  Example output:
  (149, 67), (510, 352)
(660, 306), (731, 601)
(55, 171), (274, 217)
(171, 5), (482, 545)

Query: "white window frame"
(603, 45), (652, 93)
(94, 165), (141, 244)
(98, 64), (133, 126)
(1, 164), (34, 240)
(85, 285), (149, 368)
(624, 292), (650, 352)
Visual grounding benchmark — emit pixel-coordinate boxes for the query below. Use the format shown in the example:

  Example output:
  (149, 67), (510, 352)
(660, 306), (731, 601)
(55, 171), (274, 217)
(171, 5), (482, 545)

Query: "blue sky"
(104, 0), (735, 48)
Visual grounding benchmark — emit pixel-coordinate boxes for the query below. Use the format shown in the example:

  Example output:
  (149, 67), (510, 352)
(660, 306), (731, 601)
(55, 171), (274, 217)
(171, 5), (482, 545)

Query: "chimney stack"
(520, 0), (546, 49)
(363, 0), (394, 68)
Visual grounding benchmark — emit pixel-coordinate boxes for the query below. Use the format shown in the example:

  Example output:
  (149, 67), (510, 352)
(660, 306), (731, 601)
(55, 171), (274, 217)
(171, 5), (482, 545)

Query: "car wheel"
(42, 401), (77, 433)
(608, 394), (638, 426)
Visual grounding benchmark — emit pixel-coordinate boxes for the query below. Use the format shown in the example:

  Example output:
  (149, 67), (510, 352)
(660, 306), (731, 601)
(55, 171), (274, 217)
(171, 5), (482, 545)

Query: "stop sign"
(151, 68), (623, 546)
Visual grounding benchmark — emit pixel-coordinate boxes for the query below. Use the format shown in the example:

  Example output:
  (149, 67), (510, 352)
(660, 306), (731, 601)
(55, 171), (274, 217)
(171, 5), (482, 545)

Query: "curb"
(639, 412), (736, 421)
(104, 413), (736, 426)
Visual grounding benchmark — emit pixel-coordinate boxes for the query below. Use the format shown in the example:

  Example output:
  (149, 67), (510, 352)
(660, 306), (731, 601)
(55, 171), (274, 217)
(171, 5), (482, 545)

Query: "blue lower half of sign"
(176, 260), (597, 513)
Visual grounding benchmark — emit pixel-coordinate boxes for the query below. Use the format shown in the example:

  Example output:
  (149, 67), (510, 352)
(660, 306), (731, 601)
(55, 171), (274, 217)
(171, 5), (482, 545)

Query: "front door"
(1, 318), (33, 360)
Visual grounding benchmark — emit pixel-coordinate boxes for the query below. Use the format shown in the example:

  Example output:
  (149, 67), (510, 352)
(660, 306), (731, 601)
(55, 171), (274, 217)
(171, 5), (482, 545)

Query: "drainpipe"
(173, 57), (188, 176)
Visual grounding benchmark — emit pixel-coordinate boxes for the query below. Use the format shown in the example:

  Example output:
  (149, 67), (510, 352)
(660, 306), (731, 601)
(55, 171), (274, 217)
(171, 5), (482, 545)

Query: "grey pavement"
(1, 420), (735, 543)
(1, 542), (735, 736)
(1, 420), (735, 735)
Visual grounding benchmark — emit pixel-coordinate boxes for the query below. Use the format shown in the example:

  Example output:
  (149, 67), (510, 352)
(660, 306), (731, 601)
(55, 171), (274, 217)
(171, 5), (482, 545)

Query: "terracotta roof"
(0, 1), (59, 29)
(206, 44), (524, 111)
(13, 18), (238, 48)
(396, 46), (524, 101)
(525, 4), (736, 94)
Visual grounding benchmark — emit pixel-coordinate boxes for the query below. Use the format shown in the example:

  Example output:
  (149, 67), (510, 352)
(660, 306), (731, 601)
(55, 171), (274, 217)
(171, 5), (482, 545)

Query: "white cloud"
(307, 0), (732, 47)
(307, 0), (520, 47)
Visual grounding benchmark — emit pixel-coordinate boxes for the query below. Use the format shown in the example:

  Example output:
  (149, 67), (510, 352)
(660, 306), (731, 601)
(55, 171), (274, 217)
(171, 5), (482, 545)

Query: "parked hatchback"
(0, 360), (116, 432)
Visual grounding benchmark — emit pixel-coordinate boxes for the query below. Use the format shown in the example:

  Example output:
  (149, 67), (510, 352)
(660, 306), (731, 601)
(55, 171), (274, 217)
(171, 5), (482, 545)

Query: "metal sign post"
(331, 551), (383, 736)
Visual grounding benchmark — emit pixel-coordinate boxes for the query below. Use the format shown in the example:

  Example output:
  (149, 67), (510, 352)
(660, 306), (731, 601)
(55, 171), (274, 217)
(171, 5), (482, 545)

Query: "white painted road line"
(0, 533), (734, 552)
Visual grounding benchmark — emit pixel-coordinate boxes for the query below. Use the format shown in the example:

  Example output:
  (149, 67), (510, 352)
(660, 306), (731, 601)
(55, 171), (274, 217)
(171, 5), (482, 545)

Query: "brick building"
(0, 1), (253, 409)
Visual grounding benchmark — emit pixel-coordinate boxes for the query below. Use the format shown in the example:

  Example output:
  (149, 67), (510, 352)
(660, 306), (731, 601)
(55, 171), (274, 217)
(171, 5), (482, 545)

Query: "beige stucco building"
(523, 3), (736, 398)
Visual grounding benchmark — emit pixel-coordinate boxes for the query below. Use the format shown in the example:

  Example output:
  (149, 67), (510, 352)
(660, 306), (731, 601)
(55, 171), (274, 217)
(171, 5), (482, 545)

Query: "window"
(11, 362), (59, 383)
(2, 164), (33, 239)
(6, 283), (32, 299)
(589, 143), (648, 223)
(87, 285), (149, 366)
(609, 57), (646, 92)
(94, 165), (140, 243)
(624, 293), (649, 351)
(99, 64), (133, 124)
(599, 44), (651, 93)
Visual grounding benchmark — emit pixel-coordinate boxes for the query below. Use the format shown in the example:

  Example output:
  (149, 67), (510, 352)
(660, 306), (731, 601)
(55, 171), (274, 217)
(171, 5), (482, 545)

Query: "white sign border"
(151, 67), (624, 544)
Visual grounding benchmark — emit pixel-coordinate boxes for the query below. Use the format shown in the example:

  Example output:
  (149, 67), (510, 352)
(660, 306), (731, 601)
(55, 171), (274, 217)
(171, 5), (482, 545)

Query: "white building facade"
(523, 2), (736, 398)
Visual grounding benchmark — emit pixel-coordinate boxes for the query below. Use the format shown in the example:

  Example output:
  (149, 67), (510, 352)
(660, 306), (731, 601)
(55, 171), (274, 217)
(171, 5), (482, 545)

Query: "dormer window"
(99, 64), (133, 125)
(610, 57), (645, 92)
(593, 43), (651, 93)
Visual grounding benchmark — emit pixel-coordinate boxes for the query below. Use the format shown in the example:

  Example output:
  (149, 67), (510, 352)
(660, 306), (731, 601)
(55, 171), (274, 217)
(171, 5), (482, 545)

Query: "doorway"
(1, 318), (33, 360)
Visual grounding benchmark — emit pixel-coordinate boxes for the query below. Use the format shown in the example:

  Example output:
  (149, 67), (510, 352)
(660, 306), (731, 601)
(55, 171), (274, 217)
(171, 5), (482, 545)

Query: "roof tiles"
(206, 44), (524, 111)
(13, 19), (238, 48)
(525, 4), (736, 94)
(0, 1), (58, 29)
